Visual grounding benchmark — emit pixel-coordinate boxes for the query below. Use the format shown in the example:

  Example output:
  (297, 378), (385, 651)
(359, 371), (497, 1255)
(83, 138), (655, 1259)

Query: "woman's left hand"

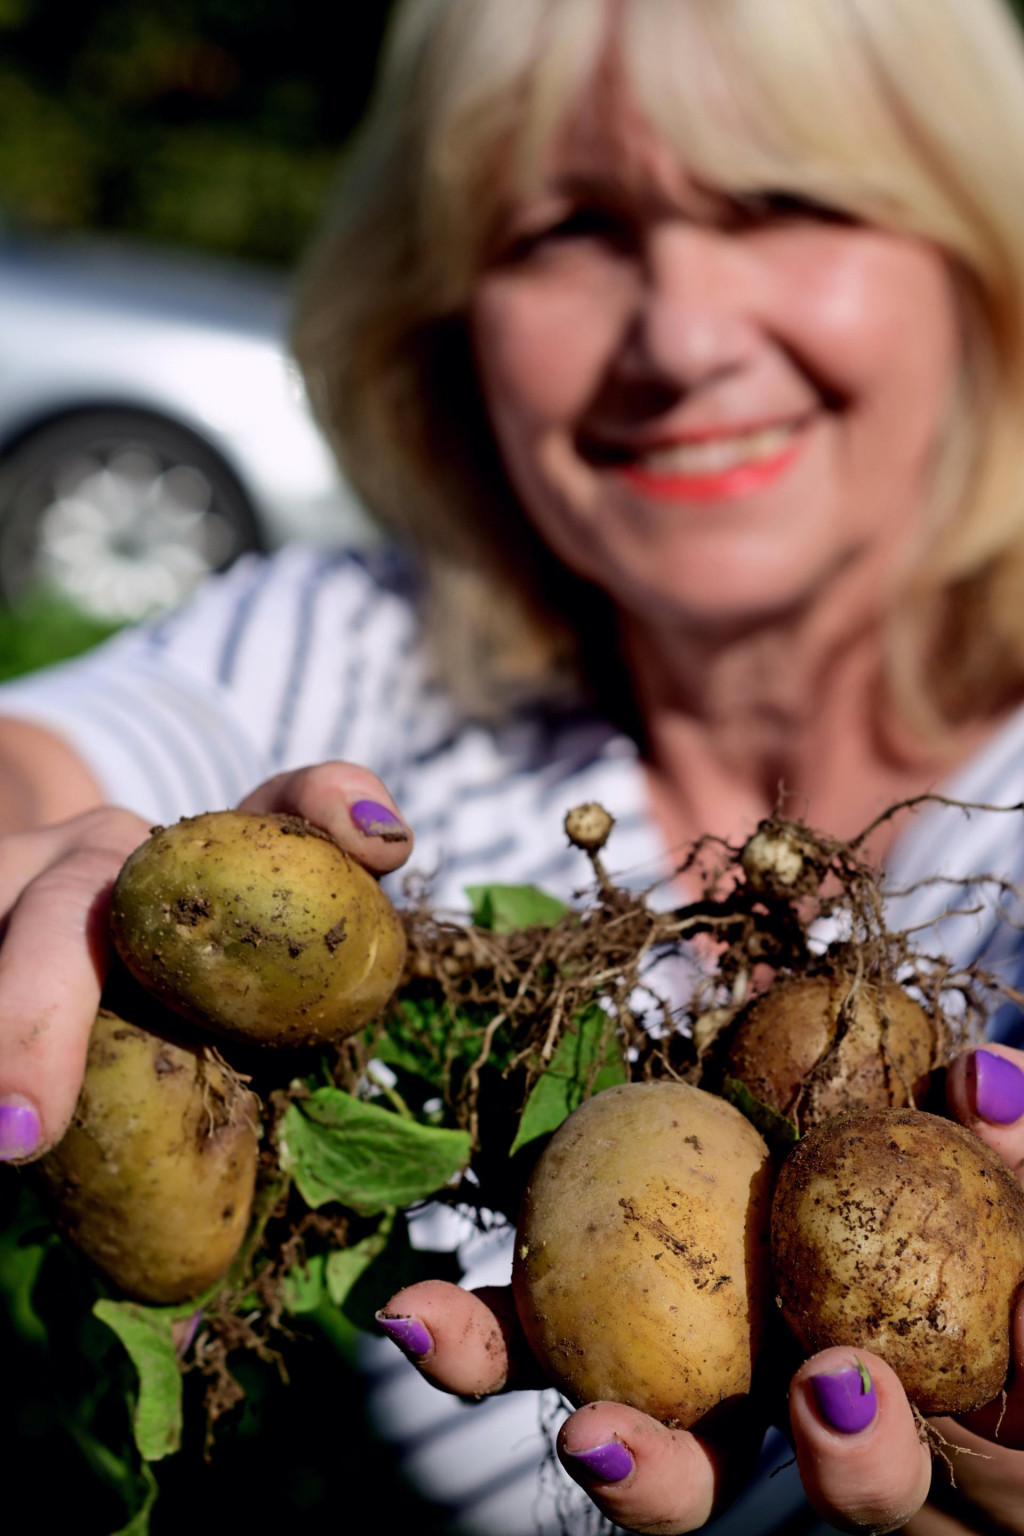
(378, 1044), (1024, 1535)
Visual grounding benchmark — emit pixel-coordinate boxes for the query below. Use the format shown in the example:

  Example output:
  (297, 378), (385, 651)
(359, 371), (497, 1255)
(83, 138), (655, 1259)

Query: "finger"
(956, 1284), (1024, 1448)
(239, 762), (413, 876)
(915, 1309), (1024, 1536)
(946, 1044), (1024, 1181)
(0, 808), (149, 1160)
(789, 1348), (931, 1533)
(556, 1399), (760, 1535)
(375, 1281), (546, 1396)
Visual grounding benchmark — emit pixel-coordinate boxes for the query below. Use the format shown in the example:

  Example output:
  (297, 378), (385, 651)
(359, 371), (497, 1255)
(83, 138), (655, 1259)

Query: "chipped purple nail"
(0, 1097), (40, 1161)
(812, 1360), (878, 1434)
(350, 800), (409, 842)
(972, 1050), (1024, 1125)
(172, 1310), (204, 1360)
(565, 1440), (634, 1483)
(376, 1312), (432, 1358)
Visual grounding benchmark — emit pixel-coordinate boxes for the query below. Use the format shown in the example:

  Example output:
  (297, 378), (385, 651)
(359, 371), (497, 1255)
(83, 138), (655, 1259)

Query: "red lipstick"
(614, 435), (805, 504)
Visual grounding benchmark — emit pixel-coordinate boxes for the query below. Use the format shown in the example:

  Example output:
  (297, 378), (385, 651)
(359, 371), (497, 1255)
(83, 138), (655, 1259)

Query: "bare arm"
(0, 717), (107, 833)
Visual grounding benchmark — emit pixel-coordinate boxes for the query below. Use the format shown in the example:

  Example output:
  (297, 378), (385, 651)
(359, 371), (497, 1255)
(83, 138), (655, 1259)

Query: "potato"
(110, 810), (407, 1047)
(725, 971), (935, 1132)
(512, 1082), (773, 1428)
(38, 1009), (260, 1304)
(772, 1107), (1024, 1413)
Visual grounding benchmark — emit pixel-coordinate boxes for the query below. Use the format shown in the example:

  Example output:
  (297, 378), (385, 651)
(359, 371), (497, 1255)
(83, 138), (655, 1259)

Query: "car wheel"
(0, 410), (262, 623)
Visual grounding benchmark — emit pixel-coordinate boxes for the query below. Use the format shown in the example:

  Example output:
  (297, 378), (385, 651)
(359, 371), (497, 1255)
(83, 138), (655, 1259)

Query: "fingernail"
(0, 1097), (41, 1161)
(172, 1310), (203, 1360)
(375, 1312), (432, 1358)
(350, 800), (409, 843)
(971, 1050), (1024, 1124)
(812, 1360), (878, 1434)
(564, 1440), (635, 1483)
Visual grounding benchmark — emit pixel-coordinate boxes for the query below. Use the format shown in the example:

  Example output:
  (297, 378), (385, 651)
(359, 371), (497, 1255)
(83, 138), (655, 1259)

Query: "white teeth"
(637, 422), (798, 476)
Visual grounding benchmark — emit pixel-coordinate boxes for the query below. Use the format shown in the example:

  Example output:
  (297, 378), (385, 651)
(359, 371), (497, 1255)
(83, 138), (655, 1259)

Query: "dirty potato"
(513, 1081), (773, 1429)
(38, 1009), (259, 1304)
(110, 810), (407, 1047)
(725, 971), (937, 1133)
(772, 1107), (1024, 1413)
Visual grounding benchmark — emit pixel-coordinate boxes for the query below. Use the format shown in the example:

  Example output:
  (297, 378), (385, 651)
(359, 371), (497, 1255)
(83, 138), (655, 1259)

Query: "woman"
(4, 0), (1024, 1530)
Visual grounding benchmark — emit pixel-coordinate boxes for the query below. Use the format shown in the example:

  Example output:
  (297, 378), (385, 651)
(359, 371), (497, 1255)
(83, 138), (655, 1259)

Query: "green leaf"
(510, 1005), (627, 1156)
(330, 1211), (462, 1333)
(376, 992), (518, 1084)
(0, 1225), (51, 1346)
(282, 1252), (326, 1315)
(277, 1088), (471, 1214)
(112, 1462), (159, 1536)
(465, 883), (568, 933)
(92, 1300), (183, 1462)
(68, 1424), (158, 1536)
(721, 1077), (800, 1155)
(325, 1213), (394, 1308)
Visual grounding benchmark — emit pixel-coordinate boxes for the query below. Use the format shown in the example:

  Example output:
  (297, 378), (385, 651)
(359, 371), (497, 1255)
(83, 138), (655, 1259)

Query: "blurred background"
(0, 0), (399, 679)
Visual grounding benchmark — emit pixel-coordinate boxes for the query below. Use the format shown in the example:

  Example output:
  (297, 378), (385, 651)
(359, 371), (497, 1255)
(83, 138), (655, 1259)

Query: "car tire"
(0, 410), (262, 622)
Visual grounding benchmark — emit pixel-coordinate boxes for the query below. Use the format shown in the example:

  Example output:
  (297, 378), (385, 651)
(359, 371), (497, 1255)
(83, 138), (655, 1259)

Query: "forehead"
(536, 85), (705, 215)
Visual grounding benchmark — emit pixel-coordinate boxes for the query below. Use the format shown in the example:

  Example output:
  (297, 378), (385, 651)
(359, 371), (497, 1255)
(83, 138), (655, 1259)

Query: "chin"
(605, 549), (829, 633)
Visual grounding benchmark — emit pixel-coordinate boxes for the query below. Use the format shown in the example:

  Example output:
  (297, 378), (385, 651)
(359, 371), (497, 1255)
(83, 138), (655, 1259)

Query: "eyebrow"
(545, 167), (726, 221)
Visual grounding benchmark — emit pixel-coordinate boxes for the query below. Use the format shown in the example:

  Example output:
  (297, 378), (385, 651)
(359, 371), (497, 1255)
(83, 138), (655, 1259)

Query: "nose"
(617, 223), (762, 392)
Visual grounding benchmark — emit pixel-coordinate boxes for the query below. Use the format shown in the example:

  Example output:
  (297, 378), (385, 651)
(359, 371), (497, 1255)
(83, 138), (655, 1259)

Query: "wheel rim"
(16, 444), (240, 622)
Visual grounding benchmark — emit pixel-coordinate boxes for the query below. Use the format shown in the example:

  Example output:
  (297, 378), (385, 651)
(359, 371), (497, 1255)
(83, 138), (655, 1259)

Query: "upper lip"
(580, 412), (815, 463)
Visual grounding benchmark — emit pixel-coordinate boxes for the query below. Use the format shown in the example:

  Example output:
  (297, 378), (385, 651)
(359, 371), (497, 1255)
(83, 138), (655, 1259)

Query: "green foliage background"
(0, 0), (397, 265)
(2, 0), (1023, 268)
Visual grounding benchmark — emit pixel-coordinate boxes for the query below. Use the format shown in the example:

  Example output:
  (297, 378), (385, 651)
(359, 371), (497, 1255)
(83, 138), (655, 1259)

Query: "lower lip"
(613, 436), (805, 504)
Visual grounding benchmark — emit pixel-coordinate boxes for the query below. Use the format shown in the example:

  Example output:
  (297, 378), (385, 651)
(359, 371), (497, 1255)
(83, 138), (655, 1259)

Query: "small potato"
(725, 971), (936, 1132)
(772, 1107), (1024, 1413)
(513, 1082), (773, 1429)
(38, 1009), (260, 1304)
(110, 810), (407, 1048)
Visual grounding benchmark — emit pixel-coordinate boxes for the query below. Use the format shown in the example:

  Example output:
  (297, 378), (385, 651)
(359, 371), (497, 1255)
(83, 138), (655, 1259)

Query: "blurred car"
(0, 221), (377, 623)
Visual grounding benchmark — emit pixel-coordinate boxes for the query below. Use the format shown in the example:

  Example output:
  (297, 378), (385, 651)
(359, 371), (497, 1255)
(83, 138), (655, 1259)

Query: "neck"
(619, 569), (989, 869)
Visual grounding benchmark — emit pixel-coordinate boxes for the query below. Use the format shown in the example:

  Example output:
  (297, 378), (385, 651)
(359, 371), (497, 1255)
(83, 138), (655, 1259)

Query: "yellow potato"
(512, 1081), (773, 1428)
(725, 971), (936, 1132)
(110, 810), (407, 1047)
(39, 1009), (260, 1304)
(772, 1107), (1024, 1413)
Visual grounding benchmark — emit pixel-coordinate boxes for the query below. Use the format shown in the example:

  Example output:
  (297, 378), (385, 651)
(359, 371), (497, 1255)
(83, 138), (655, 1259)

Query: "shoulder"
(145, 541), (424, 661)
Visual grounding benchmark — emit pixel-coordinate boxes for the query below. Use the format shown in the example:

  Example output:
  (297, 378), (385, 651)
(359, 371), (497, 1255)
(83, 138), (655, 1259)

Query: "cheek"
(777, 234), (959, 431)
(471, 267), (631, 433)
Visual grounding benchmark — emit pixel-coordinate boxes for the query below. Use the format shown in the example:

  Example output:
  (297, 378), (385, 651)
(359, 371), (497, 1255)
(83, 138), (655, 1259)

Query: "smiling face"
(468, 88), (962, 637)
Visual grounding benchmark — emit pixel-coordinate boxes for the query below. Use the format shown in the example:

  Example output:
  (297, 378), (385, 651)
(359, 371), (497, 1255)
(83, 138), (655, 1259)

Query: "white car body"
(0, 229), (376, 615)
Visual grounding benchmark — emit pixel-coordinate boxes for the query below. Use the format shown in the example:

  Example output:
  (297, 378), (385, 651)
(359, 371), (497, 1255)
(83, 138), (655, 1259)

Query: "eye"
(728, 190), (854, 227)
(501, 205), (632, 262)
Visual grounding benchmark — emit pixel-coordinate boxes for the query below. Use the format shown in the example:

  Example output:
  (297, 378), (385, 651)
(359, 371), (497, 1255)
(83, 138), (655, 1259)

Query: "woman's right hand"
(0, 760), (414, 1164)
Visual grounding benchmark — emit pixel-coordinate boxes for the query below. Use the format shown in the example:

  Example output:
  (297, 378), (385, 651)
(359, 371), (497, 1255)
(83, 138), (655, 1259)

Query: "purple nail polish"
(172, 1310), (204, 1360)
(0, 1098), (40, 1161)
(812, 1361), (878, 1434)
(565, 1440), (634, 1483)
(972, 1050), (1024, 1125)
(350, 800), (409, 842)
(376, 1312), (432, 1358)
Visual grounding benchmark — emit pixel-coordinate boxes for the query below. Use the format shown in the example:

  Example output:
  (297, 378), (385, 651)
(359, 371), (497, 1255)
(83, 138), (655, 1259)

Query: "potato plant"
(7, 799), (1024, 1532)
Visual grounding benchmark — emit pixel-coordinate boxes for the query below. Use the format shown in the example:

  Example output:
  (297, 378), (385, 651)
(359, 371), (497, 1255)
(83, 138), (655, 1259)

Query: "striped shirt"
(4, 543), (1024, 1536)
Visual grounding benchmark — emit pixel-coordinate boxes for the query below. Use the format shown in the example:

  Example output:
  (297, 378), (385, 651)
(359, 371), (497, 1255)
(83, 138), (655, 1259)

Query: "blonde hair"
(293, 0), (1024, 733)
